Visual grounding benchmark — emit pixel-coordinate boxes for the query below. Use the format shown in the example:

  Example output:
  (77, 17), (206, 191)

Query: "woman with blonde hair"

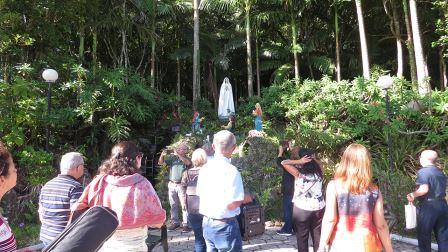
(317, 143), (393, 252)
(252, 103), (263, 131)
(181, 148), (208, 252)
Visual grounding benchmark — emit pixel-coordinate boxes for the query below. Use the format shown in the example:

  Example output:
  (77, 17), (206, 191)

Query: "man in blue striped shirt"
(38, 152), (85, 246)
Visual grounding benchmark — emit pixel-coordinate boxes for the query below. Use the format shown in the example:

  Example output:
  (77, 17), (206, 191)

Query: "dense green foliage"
(157, 76), (447, 233)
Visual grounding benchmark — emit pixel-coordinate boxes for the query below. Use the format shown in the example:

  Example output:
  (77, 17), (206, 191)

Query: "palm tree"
(383, 0), (403, 78)
(193, 0), (200, 109)
(284, 0), (302, 80)
(150, 0), (157, 88)
(354, 0), (370, 79)
(402, 0), (417, 84)
(333, 0), (351, 82)
(409, 0), (430, 94)
(201, 0), (257, 97)
(244, 0), (254, 96)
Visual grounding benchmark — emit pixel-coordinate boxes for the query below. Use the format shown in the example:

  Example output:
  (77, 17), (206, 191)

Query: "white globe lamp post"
(42, 69), (58, 150)
(376, 75), (394, 171)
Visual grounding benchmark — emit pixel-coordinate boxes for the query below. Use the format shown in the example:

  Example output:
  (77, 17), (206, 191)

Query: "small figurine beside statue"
(191, 111), (204, 134)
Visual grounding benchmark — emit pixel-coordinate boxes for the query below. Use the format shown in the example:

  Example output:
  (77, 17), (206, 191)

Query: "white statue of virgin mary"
(218, 77), (235, 120)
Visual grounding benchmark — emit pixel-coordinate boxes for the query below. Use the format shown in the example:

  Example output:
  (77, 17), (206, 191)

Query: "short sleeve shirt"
(196, 155), (244, 219)
(39, 175), (84, 244)
(165, 155), (187, 182)
(292, 174), (325, 211)
(416, 165), (447, 201)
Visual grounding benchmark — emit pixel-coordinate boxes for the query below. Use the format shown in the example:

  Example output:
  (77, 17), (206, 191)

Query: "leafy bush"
(160, 77), (448, 232)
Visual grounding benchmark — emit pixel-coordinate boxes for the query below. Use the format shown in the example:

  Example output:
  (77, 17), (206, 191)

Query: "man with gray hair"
(196, 130), (245, 251)
(38, 152), (85, 246)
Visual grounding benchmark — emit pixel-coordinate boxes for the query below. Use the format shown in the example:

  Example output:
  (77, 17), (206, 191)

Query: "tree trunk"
(355, 0), (370, 79)
(335, 5), (341, 82)
(150, 0), (156, 88)
(255, 33), (261, 97)
(307, 55), (315, 80)
(403, 0), (417, 85)
(177, 59), (181, 99)
(207, 61), (219, 110)
(291, 13), (300, 80)
(245, 1), (254, 97)
(402, 0), (417, 84)
(391, 0), (403, 78)
(409, 0), (430, 95)
(79, 26), (85, 64)
(440, 48), (447, 91)
(92, 29), (98, 78)
(193, 0), (200, 110)
(120, 1), (129, 72)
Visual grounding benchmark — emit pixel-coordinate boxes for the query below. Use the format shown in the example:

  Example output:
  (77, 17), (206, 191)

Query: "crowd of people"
(0, 127), (446, 252)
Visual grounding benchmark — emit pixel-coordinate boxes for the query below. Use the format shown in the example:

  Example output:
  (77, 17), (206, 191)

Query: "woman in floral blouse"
(282, 148), (325, 252)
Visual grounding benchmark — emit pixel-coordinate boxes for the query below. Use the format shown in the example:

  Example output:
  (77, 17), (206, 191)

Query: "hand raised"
(299, 155), (313, 165)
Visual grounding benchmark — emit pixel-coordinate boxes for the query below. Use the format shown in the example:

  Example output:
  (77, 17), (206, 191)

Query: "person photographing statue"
(158, 143), (192, 231)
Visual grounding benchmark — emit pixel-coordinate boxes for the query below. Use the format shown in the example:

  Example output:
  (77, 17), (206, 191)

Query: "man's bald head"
(420, 150), (438, 167)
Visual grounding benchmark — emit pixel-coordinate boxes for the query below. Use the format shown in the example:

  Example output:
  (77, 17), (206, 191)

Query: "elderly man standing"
(159, 143), (192, 231)
(197, 130), (245, 251)
(38, 152), (85, 246)
(407, 150), (448, 252)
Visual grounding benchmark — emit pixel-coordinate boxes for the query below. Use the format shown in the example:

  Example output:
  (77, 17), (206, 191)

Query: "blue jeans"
(202, 217), (243, 252)
(189, 213), (206, 252)
(281, 194), (294, 233)
(417, 200), (448, 252)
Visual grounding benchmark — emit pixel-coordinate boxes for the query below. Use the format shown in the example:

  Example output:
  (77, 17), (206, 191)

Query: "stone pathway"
(150, 226), (421, 252)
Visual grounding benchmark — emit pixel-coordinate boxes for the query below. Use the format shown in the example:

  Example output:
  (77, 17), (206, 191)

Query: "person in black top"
(276, 141), (299, 236)
(407, 150), (448, 252)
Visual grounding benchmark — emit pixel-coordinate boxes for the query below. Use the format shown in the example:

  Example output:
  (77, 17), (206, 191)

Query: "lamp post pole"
(42, 69), (58, 151)
(377, 75), (394, 172)
(45, 80), (52, 151)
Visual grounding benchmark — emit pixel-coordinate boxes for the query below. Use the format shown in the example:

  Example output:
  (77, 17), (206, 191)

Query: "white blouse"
(292, 173), (325, 211)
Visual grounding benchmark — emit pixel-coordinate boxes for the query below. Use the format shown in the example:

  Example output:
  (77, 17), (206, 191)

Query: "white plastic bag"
(405, 202), (417, 229)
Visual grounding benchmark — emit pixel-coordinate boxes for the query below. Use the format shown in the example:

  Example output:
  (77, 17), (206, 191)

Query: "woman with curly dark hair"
(72, 141), (166, 252)
(0, 141), (18, 252)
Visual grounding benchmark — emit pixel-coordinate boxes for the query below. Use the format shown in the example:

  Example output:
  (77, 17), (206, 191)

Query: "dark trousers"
(189, 213), (206, 252)
(417, 200), (448, 252)
(281, 194), (294, 233)
(292, 206), (324, 252)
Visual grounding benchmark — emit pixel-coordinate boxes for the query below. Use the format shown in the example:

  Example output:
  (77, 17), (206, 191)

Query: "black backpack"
(43, 206), (119, 252)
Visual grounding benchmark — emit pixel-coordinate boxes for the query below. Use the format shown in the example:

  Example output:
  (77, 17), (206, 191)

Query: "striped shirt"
(0, 215), (17, 252)
(39, 175), (83, 245)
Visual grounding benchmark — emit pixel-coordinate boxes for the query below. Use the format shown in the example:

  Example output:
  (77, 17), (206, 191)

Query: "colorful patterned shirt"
(292, 173), (325, 211)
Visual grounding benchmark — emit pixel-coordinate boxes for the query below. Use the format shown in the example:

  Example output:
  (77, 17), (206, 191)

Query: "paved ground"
(150, 226), (421, 252)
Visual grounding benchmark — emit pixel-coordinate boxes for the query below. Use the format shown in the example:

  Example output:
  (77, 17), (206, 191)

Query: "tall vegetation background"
(0, 0), (447, 246)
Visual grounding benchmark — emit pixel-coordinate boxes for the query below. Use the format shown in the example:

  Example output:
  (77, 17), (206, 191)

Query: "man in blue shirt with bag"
(407, 150), (448, 252)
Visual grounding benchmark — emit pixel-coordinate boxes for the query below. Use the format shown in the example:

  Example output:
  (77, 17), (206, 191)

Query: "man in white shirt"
(196, 130), (244, 251)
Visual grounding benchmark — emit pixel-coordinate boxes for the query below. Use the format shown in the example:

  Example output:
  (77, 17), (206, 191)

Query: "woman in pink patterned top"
(0, 141), (17, 252)
(72, 141), (166, 252)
